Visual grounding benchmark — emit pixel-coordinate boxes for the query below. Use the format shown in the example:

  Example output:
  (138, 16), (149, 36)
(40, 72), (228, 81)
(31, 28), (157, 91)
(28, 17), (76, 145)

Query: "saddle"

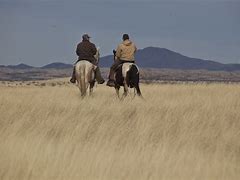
(77, 59), (97, 70)
(116, 61), (135, 71)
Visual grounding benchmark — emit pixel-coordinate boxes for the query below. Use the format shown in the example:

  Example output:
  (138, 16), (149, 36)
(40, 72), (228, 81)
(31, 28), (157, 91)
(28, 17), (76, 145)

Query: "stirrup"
(106, 80), (115, 87)
(70, 78), (76, 83)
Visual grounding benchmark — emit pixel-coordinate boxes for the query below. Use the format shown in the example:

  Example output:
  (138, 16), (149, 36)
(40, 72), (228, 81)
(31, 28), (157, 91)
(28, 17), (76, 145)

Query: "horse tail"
(80, 64), (87, 96)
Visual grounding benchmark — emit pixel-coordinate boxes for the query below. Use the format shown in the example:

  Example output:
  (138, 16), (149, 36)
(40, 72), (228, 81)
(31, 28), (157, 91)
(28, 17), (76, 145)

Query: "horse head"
(94, 47), (100, 63)
(113, 49), (117, 61)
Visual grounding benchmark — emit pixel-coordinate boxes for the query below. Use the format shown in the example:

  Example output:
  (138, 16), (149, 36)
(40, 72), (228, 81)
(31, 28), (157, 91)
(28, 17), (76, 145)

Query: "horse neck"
(94, 49), (100, 62)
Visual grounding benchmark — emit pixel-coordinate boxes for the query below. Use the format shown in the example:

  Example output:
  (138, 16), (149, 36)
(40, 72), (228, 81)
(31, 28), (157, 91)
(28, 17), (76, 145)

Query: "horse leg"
(115, 85), (120, 99)
(89, 81), (95, 96)
(123, 80), (128, 98)
(135, 84), (142, 97)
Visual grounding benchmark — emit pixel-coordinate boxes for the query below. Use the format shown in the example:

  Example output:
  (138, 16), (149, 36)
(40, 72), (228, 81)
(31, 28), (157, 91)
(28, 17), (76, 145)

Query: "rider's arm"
(76, 44), (80, 56)
(91, 43), (97, 55)
(115, 44), (122, 60)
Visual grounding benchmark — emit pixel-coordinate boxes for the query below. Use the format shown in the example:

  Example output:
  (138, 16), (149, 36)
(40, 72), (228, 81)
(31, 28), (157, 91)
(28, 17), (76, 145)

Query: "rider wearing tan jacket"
(115, 38), (137, 62)
(107, 34), (137, 87)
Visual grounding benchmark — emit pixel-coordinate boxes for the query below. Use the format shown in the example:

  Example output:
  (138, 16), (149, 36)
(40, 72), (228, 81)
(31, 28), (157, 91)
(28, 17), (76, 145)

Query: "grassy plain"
(0, 80), (240, 180)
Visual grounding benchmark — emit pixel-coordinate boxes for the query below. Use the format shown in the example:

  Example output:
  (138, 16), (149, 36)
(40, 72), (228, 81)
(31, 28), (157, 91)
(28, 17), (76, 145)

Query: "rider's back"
(76, 41), (97, 62)
(116, 39), (137, 62)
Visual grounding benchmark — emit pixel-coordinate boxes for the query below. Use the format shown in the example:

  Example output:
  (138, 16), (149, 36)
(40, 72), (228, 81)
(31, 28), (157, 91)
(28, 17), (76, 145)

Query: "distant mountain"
(99, 47), (240, 71)
(7, 63), (34, 69)
(1, 47), (240, 71)
(41, 62), (72, 69)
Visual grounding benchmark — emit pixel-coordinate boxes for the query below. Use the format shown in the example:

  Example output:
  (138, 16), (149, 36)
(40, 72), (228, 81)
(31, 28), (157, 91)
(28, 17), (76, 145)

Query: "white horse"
(75, 48), (100, 97)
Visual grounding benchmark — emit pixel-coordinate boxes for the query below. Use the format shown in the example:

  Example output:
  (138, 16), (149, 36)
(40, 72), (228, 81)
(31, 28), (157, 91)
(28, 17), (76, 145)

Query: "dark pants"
(71, 59), (104, 83)
(108, 60), (135, 80)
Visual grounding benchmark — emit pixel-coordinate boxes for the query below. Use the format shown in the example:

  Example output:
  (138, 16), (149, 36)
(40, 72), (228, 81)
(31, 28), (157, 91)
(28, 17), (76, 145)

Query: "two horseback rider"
(70, 34), (105, 84)
(70, 33), (137, 87)
(106, 34), (137, 87)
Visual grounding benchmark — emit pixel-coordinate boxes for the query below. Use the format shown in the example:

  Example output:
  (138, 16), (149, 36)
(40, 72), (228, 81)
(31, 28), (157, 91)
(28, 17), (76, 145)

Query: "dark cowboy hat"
(82, 34), (91, 40)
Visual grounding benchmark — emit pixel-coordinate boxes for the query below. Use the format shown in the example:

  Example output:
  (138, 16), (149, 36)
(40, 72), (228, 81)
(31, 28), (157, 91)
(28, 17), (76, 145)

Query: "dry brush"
(0, 82), (240, 180)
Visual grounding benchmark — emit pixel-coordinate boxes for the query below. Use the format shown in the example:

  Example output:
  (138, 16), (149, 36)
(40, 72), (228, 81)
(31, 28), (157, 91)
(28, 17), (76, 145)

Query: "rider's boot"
(70, 67), (76, 83)
(106, 68), (115, 87)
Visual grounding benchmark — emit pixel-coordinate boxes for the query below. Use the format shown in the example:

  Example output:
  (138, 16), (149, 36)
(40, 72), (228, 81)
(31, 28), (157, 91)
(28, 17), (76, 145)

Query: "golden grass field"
(0, 79), (240, 180)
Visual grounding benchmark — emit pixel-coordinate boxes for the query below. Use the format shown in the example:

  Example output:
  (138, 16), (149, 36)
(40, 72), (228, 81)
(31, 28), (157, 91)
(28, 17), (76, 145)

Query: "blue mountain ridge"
(2, 47), (240, 71)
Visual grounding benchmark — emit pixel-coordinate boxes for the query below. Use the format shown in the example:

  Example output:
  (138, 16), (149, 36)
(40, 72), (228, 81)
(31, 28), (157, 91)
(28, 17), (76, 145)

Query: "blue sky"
(0, 0), (239, 66)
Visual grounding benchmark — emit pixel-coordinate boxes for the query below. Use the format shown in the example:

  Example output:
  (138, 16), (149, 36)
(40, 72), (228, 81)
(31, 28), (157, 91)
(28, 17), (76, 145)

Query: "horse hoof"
(98, 79), (105, 84)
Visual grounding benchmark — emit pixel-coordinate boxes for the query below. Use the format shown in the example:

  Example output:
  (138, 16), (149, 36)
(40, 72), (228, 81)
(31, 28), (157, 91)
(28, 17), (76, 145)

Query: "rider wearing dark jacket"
(70, 34), (105, 84)
(76, 39), (97, 64)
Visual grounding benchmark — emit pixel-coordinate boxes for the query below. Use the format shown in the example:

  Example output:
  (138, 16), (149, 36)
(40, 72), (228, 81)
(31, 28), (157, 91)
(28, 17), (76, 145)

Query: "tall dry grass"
(0, 82), (240, 180)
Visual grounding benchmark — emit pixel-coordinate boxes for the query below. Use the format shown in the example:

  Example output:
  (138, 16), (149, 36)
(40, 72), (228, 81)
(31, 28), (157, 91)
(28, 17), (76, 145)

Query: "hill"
(1, 47), (240, 71)
(41, 62), (72, 69)
(99, 47), (240, 71)
(6, 63), (34, 69)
